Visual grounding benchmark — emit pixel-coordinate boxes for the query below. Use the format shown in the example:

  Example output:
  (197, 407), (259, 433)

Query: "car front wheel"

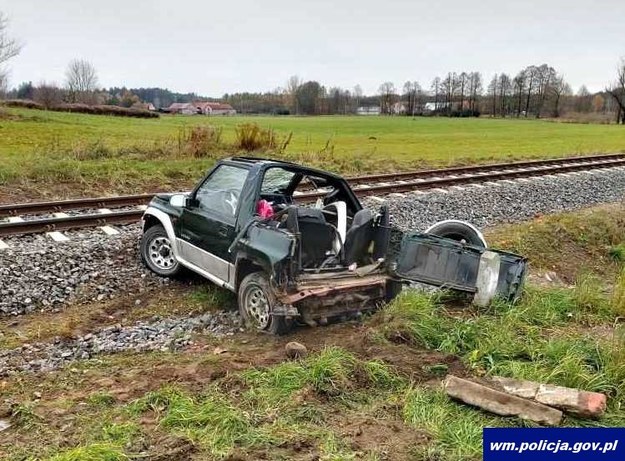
(238, 271), (292, 335)
(140, 225), (181, 277)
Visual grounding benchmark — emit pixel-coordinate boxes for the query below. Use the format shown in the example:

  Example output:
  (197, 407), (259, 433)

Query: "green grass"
(381, 289), (625, 404)
(487, 204), (625, 281)
(1, 107), (624, 196)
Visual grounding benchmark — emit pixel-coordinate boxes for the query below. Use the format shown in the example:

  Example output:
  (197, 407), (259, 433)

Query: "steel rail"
(296, 156), (625, 200)
(0, 194), (154, 218)
(2, 153), (624, 219)
(0, 209), (143, 237)
(345, 152), (625, 185)
(2, 153), (625, 237)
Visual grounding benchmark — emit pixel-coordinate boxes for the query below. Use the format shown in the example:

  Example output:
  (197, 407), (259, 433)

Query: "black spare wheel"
(425, 220), (487, 248)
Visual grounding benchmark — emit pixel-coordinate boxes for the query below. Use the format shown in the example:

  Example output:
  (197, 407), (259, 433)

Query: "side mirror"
(169, 194), (187, 208)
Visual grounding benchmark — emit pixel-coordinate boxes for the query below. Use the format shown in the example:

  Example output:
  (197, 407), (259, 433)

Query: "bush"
(0, 98), (44, 109)
(235, 123), (280, 151)
(0, 99), (159, 118)
(56, 103), (159, 118)
(178, 126), (222, 158)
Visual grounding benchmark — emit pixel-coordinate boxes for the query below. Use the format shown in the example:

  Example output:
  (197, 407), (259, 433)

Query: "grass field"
(1, 107), (625, 199)
(2, 205), (625, 460)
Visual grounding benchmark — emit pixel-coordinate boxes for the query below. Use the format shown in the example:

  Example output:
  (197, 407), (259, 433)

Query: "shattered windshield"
(261, 167), (296, 194)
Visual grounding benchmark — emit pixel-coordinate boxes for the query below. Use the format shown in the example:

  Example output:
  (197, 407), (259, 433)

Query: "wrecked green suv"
(140, 157), (526, 334)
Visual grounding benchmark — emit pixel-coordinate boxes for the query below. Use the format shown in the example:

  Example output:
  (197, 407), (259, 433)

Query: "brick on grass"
(492, 376), (607, 419)
(444, 375), (563, 426)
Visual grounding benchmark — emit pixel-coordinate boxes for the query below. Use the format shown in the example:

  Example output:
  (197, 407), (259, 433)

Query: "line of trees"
(486, 65), (570, 118)
(2, 9), (625, 124)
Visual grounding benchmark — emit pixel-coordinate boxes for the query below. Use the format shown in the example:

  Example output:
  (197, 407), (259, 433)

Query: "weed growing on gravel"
(11, 402), (40, 429)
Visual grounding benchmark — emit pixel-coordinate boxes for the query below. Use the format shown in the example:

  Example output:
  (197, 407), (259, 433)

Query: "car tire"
(425, 220), (487, 248)
(238, 271), (292, 335)
(140, 225), (181, 277)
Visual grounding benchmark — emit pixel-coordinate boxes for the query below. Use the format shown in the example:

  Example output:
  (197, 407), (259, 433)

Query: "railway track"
(1, 153), (625, 238)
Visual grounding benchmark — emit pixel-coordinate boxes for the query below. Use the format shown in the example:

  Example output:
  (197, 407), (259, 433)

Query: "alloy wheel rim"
(245, 285), (270, 329)
(148, 236), (176, 270)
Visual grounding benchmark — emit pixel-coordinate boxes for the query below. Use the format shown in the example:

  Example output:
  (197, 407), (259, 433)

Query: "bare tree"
(488, 74), (499, 116)
(430, 77), (441, 112)
(378, 81), (396, 114)
(353, 84), (363, 110)
(468, 72), (482, 113)
(285, 75), (302, 114)
(34, 81), (64, 109)
(575, 85), (592, 112)
(534, 64), (556, 118)
(65, 59), (99, 104)
(0, 12), (20, 66)
(607, 58), (625, 124)
(513, 70), (527, 117)
(0, 12), (21, 96)
(403, 81), (421, 116)
(458, 72), (468, 110)
(550, 75), (571, 118)
(498, 74), (511, 117)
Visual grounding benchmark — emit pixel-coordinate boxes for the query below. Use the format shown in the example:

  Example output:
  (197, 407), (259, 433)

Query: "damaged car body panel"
(140, 157), (527, 334)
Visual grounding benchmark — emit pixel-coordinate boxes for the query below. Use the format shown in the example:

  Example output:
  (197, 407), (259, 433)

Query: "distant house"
(167, 102), (197, 115)
(131, 102), (156, 111)
(356, 106), (381, 116)
(195, 101), (237, 116)
(424, 102), (450, 112)
(391, 102), (407, 115)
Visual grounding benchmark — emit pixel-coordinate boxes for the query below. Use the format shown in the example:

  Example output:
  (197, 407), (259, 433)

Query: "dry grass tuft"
(235, 123), (283, 151)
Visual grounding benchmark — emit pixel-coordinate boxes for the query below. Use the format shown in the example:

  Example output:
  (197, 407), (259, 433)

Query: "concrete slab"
(100, 226), (120, 236)
(47, 231), (70, 242)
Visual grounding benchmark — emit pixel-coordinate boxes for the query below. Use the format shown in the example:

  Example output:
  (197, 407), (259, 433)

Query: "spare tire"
(425, 220), (487, 248)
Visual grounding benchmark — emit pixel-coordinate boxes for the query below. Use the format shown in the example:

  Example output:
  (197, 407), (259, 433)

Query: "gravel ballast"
(0, 224), (171, 316)
(2, 168), (625, 318)
(362, 168), (625, 231)
(0, 311), (241, 376)
(2, 166), (625, 374)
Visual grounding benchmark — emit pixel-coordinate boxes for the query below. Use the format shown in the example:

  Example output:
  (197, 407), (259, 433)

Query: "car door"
(177, 164), (249, 284)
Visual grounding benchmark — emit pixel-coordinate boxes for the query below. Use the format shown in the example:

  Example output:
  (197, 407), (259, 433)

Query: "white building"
(356, 106), (381, 115)
(195, 102), (237, 116)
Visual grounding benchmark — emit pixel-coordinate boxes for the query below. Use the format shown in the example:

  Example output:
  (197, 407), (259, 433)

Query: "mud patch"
(331, 413), (427, 460)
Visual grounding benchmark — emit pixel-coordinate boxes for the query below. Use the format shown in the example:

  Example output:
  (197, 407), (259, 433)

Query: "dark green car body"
(141, 157), (527, 328)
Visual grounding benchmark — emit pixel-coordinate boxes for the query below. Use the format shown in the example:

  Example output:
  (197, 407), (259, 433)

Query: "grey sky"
(1, 0), (623, 95)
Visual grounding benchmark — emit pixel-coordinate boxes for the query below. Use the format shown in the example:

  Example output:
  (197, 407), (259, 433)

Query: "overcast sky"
(1, 0), (623, 96)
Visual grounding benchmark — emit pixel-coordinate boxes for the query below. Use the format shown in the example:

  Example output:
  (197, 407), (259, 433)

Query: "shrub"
(609, 243), (625, 262)
(235, 123), (280, 151)
(55, 104), (159, 118)
(178, 126), (222, 158)
(0, 98), (44, 109)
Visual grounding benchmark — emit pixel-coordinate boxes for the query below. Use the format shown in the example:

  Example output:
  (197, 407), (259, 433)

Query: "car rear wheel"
(425, 220), (487, 248)
(140, 225), (181, 277)
(238, 272), (292, 335)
